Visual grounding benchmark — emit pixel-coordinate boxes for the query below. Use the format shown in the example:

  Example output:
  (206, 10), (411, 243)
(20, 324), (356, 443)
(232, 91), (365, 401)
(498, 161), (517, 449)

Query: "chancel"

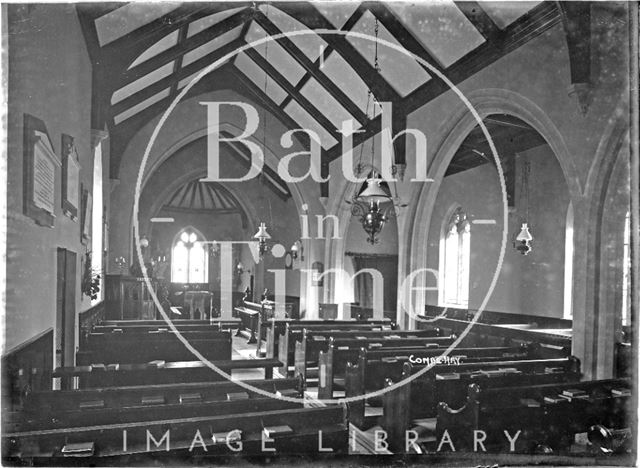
(2, 1), (638, 466)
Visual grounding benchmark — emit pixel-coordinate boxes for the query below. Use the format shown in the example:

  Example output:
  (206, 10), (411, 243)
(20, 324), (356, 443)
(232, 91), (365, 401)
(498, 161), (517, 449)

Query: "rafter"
(111, 38), (244, 118)
(252, 10), (368, 125)
(367, 3), (447, 76)
(321, 1), (560, 164)
(272, 2), (400, 104)
(231, 67), (310, 142)
(101, 3), (250, 64)
(232, 66), (330, 197)
(402, 1), (561, 115)
(169, 24), (190, 99)
(243, 47), (338, 136)
(115, 8), (253, 89)
(455, 1), (503, 41)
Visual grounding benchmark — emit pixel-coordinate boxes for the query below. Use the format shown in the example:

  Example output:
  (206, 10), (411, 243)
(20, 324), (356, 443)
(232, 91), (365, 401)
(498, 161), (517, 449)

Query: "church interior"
(2, 1), (638, 465)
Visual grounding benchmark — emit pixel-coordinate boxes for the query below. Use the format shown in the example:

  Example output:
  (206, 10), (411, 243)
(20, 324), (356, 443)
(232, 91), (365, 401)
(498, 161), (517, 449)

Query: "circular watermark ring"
(132, 28), (508, 406)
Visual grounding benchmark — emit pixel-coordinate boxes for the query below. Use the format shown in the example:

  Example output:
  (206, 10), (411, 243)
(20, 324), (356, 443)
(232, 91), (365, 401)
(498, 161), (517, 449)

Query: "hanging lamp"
(514, 160), (533, 255)
(252, 5), (274, 260)
(347, 18), (406, 244)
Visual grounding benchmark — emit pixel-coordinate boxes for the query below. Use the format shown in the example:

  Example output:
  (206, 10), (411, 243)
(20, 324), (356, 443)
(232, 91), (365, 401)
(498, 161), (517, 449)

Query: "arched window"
(171, 229), (208, 283)
(439, 207), (470, 308)
(621, 211), (631, 327)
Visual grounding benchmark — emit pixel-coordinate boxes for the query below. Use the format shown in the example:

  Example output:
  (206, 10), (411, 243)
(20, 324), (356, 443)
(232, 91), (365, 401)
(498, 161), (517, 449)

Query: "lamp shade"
(516, 223), (533, 242)
(253, 222), (272, 241)
(356, 173), (392, 204)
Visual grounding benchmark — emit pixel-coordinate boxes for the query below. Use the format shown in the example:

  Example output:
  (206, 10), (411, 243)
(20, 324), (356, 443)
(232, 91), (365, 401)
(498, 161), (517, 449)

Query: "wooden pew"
(54, 358), (283, 389)
(418, 312), (571, 355)
(381, 357), (581, 446)
(276, 325), (433, 373)
(3, 404), (349, 459)
(264, 318), (394, 360)
(101, 319), (215, 326)
(92, 324), (225, 334)
(234, 301), (262, 344)
(15, 378), (302, 431)
(294, 334), (456, 388)
(80, 330), (232, 364)
(322, 344), (534, 400)
(436, 378), (631, 453)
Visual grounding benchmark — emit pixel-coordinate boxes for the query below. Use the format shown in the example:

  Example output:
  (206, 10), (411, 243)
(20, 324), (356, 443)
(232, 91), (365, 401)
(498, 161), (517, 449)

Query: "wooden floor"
(230, 335), (385, 454)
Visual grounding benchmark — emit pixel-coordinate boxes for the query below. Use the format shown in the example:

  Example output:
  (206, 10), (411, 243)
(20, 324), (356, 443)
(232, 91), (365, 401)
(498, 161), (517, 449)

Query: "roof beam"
(169, 24), (190, 99)
(326, 112), (382, 163)
(401, 1), (561, 115)
(114, 8), (253, 89)
(252, 10), (368, 125)
(455, 2), (503, 41)
(243, 47), (338, 135)
(111, 38), (244, 119)
(101, 3), (250, 63)
(231, 66), (329, 197)
(367, 3), (448, 77)
(322, 1), (560, 164)
(272, 2), (400, 103)
(279, 4), (365, 112)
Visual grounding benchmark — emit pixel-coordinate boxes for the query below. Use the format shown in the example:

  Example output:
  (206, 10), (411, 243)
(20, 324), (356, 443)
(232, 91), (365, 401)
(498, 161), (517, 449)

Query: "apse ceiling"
(76, 1), (559, 179)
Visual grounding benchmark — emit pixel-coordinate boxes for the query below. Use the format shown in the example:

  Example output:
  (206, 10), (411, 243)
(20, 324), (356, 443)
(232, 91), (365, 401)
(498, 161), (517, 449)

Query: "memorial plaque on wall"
(61, 133), (80, 220)
(23, 113), (59, 227)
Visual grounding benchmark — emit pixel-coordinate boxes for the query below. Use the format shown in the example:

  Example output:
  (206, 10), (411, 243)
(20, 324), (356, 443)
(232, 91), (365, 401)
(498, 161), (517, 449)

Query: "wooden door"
(56, 248), (76, 367)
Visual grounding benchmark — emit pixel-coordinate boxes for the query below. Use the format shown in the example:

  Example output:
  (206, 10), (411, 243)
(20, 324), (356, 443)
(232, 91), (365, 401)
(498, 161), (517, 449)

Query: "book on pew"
(276, 389), (299, 398)
(381, 357), (398, 363)
(611, 388), (631, 397)
(226, 392), (249, 401)
(141, 395), (165, 405)
(544, 395), (569, 404)
(369, 343), (383, 348)
(519, 398), (541, 407)
(355, 336), (367, 340)
(212, 431), (242, 444)
(148, 360), (166, 368)
(179, 393), (202, 404)
(78, 400), (105, 409)
(562, 388), (587, 397)
(436, 372), (460, 380)
(61, 442), (95, 457)
(556, 393), (589, 402)
(480, 370), (507, 378)
(312, 336), (326, 341)
(498, 367), (521, 374)
(90, 363), (106, 372)
(545, 366), (565, 374)
(112, 328), (123, 333)
(263, 425), (294, 437)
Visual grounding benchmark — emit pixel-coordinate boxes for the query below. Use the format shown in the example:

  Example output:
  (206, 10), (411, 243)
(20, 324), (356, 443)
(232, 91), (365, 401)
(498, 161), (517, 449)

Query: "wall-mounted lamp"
(236, 262), (251, 277)
(290, 240), (304, 260)
(253, 222), (271, 259)
(140, 236), (150, 248)
(114, 256), (127, 275)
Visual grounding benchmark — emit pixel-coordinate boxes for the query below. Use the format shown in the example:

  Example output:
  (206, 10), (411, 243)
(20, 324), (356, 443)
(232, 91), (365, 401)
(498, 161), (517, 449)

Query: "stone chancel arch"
(405, 89), (579, 330)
